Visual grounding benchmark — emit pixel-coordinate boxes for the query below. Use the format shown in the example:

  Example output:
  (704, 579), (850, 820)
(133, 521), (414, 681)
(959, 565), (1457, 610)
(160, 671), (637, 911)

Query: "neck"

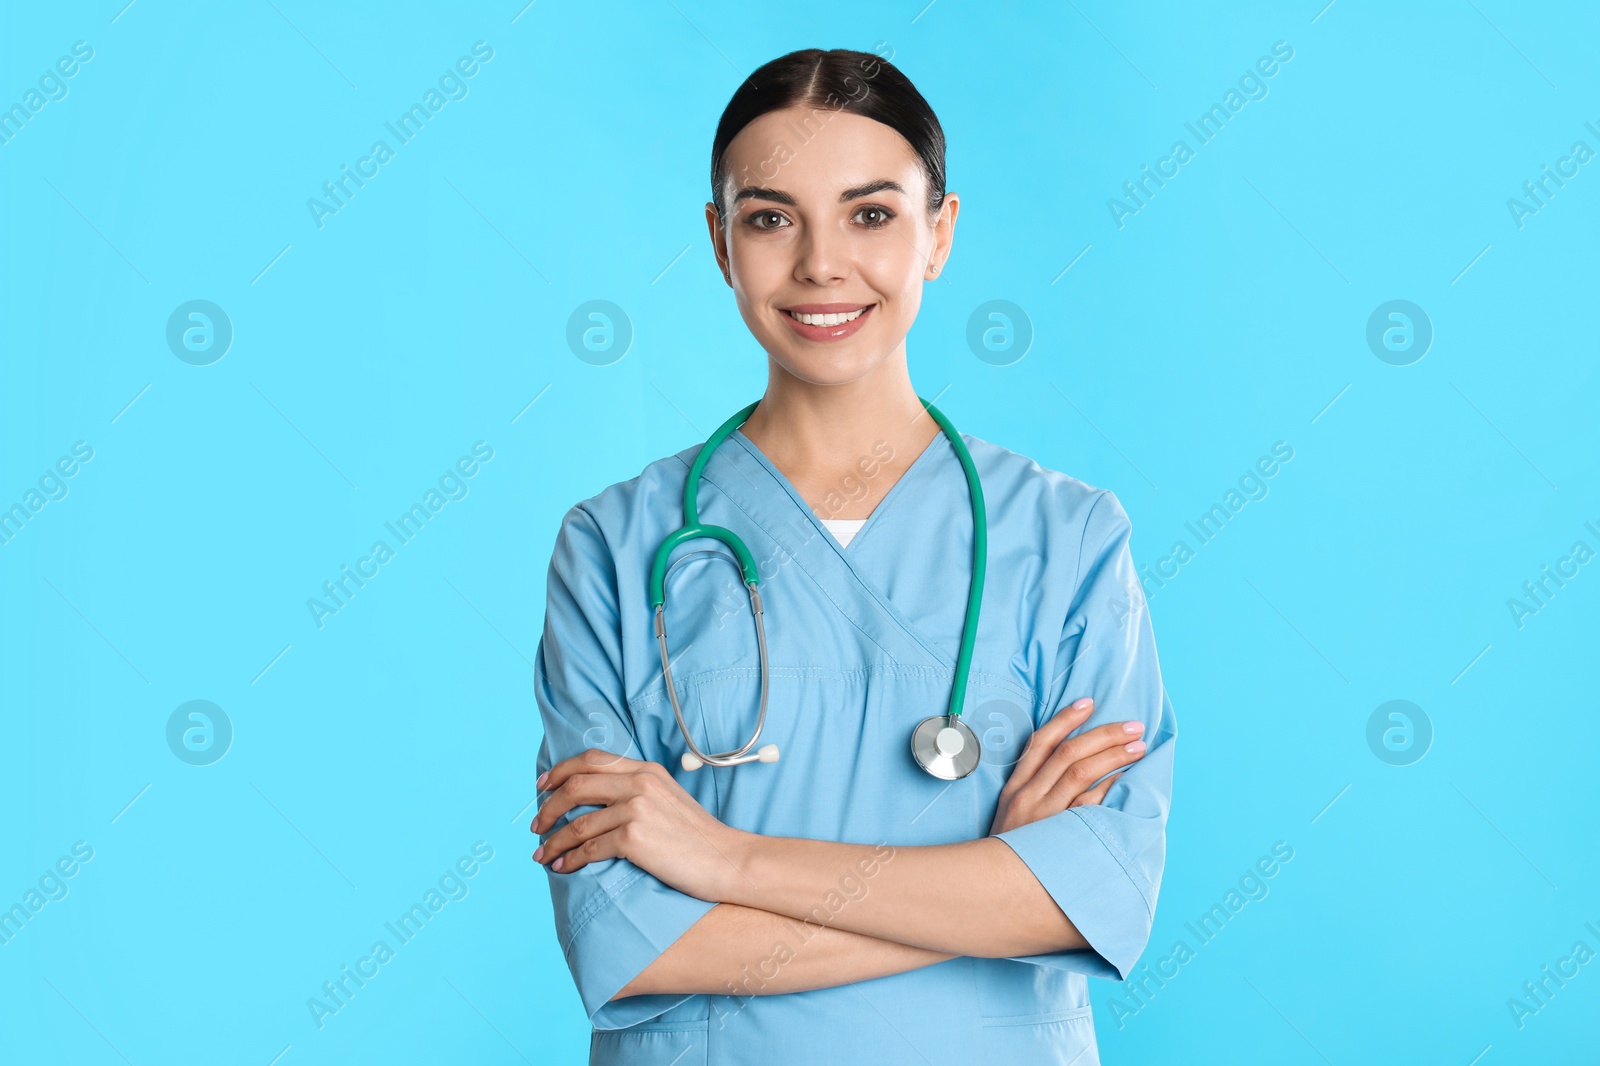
(739, 347), (942, 520)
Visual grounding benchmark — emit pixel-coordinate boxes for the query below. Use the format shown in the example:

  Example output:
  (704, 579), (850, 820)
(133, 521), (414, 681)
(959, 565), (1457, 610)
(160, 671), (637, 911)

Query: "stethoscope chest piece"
(910, 715), (981, 781)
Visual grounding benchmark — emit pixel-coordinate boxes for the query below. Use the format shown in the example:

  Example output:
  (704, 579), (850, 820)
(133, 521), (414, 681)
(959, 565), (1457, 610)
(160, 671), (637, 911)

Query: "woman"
(532, 47), (1176, 1065)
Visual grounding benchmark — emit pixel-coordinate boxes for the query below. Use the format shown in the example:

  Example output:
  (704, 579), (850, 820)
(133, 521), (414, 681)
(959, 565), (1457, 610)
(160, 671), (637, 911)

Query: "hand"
(531, 748), (745, 902)
(988, 698), (1146, 835)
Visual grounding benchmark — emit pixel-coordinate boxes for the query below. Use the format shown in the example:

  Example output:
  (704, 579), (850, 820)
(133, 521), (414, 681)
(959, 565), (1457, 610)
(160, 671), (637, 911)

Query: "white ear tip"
(758, 744), (780, 763)
(681, 752), (703, 772)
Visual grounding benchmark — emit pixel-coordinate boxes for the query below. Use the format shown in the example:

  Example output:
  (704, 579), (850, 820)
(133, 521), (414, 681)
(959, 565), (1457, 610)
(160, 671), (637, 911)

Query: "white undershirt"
(820, 517), (867, 548)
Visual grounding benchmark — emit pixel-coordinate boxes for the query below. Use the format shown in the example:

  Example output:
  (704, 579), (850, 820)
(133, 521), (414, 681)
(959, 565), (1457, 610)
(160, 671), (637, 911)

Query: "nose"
(793, 223), (851, 286)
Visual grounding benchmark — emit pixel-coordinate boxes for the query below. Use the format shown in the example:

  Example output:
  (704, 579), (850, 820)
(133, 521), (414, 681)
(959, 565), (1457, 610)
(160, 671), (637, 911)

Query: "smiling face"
(706, 105), (957, 387)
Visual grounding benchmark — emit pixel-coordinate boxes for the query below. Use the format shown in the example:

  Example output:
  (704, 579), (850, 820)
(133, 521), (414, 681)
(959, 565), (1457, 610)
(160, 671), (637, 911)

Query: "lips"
(780, 303), (874, 342)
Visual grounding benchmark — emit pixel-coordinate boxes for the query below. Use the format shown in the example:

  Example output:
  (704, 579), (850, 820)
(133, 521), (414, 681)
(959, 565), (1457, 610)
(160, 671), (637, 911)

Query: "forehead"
(721, 106), (923, 199)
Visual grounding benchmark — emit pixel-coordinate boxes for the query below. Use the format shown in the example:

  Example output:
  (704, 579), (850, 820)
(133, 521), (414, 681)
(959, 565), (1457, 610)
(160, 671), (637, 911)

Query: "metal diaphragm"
(910, 715), (981, 780)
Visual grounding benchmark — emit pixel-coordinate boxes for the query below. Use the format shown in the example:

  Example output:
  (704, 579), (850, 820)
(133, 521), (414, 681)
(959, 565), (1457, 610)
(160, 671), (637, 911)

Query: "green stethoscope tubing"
(648, 396), (987, 766)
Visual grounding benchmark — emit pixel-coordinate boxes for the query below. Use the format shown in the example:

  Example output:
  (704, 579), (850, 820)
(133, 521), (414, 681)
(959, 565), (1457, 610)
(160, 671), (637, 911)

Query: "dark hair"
(709, 48), (946, 223)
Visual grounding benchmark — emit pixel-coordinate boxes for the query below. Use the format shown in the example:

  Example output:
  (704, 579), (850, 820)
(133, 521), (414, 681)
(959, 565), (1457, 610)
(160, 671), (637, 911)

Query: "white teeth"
(788, 307), (867, 327)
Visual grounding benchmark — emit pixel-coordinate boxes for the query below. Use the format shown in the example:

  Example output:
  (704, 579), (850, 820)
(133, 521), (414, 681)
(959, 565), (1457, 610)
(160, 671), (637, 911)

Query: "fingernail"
(1122, 721), (1144, 734)
(552, 856), (564, 872)
(533, 846), (544, 862)
(536, 771), (548, 789)
(1071, 697), (1093, 711)
(1125, 740), (1146, 754)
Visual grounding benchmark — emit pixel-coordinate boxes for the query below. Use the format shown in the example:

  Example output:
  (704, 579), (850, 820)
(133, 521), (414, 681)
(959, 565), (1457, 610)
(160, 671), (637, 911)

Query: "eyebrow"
(731, 179), (907, 208)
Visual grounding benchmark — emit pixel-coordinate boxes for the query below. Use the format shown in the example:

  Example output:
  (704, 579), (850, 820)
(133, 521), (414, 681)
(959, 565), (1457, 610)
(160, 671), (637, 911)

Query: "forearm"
(719, 834), (1089, 958)
(614, 902), (956, 1000)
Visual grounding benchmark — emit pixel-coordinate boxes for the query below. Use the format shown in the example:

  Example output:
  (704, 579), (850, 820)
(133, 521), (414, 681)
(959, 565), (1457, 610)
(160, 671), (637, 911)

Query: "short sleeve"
(535, 504), (718, 1029)
(992, 490), (1177, 981)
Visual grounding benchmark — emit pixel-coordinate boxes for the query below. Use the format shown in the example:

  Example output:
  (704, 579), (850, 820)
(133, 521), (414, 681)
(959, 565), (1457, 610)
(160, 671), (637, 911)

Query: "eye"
(746, 210), (790, 231)
(854, 205), (896, 228)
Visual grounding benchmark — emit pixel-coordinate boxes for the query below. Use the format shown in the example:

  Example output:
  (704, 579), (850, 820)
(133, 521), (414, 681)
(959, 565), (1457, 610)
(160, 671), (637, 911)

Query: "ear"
(704, 201), (732, 286)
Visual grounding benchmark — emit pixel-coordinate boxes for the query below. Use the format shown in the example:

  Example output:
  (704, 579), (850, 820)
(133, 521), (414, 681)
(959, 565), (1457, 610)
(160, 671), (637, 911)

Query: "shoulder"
(548, 443), (700, 562)
(958, 432), (1129, 539)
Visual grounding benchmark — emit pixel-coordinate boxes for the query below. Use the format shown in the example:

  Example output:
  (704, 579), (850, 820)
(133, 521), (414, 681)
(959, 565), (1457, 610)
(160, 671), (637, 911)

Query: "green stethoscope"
(649, 397), (988, 781)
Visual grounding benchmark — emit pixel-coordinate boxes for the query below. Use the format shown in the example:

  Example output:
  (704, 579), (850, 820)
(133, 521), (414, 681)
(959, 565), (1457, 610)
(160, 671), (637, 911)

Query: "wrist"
(714, 826), (764, 907)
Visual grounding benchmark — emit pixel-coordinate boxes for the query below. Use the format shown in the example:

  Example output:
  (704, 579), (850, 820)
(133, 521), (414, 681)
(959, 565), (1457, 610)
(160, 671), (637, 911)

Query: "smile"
(780, 304), (875, 342)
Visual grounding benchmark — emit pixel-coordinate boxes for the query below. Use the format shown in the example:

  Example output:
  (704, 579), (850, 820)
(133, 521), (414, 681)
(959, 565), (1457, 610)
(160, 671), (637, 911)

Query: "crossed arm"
(532, 697), (1149, 1000)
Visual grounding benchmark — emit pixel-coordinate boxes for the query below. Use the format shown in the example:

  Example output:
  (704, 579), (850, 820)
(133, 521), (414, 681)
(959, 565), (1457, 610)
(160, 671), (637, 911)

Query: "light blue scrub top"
(534, 427), (1177, 1066)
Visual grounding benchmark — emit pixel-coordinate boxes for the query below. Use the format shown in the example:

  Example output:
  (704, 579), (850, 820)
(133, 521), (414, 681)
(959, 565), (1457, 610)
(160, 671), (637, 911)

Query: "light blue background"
(3, 1), (1597, 1062)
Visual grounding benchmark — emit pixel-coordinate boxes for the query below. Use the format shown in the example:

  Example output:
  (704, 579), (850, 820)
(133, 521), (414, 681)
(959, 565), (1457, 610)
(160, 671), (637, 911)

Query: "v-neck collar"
(729, 425), (952, 558)
(680, 425), (962, 672)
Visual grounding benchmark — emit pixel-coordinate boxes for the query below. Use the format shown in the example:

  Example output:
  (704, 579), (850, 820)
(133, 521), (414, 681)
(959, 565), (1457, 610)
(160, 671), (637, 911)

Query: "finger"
(1043, 740), (1145, 810)
(552, 830), (625, 875)
(536, 803), (629, 868)
(539, 747), (646, 795)
(1069, 772), (1123, 809)
(532, 772), (637, 834)
(1006, 699), (1094, 786)
(1028, 720), (1145, 797)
